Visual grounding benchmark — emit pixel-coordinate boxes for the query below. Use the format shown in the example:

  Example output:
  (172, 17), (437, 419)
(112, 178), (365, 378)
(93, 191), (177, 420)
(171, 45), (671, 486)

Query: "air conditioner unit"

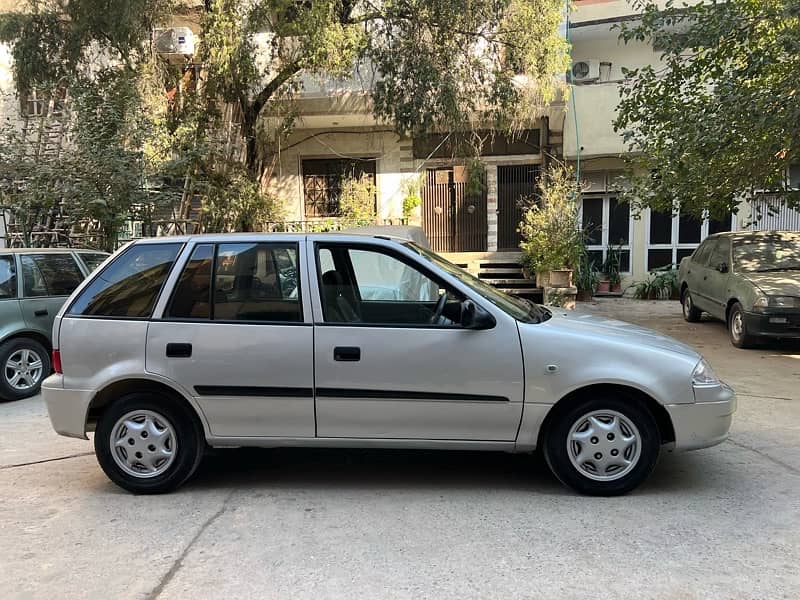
(154, 27), (195, 56)
(571, 59), (600, 83)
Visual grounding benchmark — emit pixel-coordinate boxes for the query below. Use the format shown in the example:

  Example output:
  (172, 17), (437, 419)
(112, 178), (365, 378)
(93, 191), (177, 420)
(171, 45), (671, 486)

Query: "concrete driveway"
(1, 299), (798, 599)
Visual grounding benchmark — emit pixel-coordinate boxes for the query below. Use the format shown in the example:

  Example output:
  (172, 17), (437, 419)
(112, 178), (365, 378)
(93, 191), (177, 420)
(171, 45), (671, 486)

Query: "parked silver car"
(43, 234), (735, 495)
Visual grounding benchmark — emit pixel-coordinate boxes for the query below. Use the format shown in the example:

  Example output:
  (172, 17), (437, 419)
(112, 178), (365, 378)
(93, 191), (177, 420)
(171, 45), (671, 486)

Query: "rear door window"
(166, 243), (302, 322)
(68, 243), (182, 318)
(21, 254), (84, 297)
(76, 252), (109, 273)
(0, 256), (17, 299)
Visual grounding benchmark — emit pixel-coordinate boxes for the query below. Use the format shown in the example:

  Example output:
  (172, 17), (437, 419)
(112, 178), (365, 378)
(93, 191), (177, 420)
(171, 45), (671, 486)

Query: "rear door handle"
(34, 309), (48, 317)
(166, 343), (192, 358)
(334, 346), (361, 362)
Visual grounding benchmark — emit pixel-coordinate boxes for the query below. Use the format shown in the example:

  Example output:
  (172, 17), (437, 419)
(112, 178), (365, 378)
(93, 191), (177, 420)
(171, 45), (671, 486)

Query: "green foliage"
(603, 243), (622, 286)
(633, 266), (679, 300)
(199, 170), (283, 233)
(401, 174), (423, 219)
(519, 163), (584, 274)
(575, 250), (600, 295)
(338, 175), (377, 223)
(615, 0), (800, 218)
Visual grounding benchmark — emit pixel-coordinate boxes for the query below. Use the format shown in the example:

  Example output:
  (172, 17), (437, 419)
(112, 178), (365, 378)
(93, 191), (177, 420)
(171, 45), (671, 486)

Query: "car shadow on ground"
(172, 446), (722, 498)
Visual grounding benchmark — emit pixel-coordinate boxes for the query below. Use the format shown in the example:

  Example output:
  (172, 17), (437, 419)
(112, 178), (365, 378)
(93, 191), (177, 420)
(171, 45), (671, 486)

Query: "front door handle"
(34, 309), (48, 317)
(334, 346), (361, 362)
(166, 343), (192, 358)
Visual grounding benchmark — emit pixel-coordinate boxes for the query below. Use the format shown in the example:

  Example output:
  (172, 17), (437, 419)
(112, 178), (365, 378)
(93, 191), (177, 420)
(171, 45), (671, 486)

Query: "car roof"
(704, 230), (800, 241)
(0, 247), (108, 254)
(130, 232), (421, 245)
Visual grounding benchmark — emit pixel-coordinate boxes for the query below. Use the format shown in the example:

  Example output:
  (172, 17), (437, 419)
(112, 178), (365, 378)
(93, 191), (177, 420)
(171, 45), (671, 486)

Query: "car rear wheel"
(728, 302), (755, 349)
(543, 395), (660, 496)
(681, 289), (702, 322)
(94, 393), (204, 494)
(0, 338), (50, 401)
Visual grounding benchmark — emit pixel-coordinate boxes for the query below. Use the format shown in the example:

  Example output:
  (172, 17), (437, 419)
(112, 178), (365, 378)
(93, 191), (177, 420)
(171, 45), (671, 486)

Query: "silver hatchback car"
(43, 234), (735, 495)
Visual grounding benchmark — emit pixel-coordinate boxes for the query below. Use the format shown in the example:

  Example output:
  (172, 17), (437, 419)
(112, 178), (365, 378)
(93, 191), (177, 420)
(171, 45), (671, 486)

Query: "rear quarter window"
(77, 252), (110, 272)
(21, 253), (84, 297)
(68, 243), (182, 318)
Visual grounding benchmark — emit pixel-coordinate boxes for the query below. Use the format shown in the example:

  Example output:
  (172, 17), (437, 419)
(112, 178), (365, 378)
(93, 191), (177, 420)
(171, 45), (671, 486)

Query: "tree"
(1, 0), (570, 183)
(614, 0), (800, 219)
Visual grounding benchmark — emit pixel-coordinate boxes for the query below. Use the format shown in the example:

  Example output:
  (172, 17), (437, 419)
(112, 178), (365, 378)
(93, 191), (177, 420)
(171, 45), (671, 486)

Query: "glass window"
(649, 210), (672, 245)
(708, 215), (732, 235)
(708, 238), (730, 268)
(77, 252), (109, 272)
(692, 240), (714, 266)
(166, 245), (214, 319)
(318, 245), (460, 325)
(676, 248), (695, 265)
(647, 249), (673, 271)
(0, 256), (17, 299)
(678, 213), (702, 244)
(581, 197), (603, 245)
(212, 243), (302, 322)
(302, 158), (376, 217)
(69, 244), (182, 318)
(22, 254), (84, 297)
(608, 198), (630, 245)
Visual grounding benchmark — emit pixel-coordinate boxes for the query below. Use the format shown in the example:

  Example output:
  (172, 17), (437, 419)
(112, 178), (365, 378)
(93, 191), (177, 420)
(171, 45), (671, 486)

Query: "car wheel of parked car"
(0, 338), (51, 402)
(681, 289), (702, 322)
(94, 393), (204, 494)
(728, 302), (754, 349)
(543, 395), (660, 496)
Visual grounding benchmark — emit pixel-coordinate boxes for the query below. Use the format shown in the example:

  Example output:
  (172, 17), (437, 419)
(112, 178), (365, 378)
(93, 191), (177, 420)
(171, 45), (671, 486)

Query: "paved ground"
(1, 299), (798, 599)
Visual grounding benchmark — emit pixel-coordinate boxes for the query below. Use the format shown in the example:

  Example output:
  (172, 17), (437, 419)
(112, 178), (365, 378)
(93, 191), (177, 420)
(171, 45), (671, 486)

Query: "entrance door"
(497, 164), (539, 251)
(310, 240), (524, 441)
(422, 167), (487, 252)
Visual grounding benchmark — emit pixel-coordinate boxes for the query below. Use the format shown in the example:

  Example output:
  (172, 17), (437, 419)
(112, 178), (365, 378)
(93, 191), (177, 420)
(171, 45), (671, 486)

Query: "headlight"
(692, 358), (719, 386)
(767, 296), (800, 308)
(753, 295), (768, 309)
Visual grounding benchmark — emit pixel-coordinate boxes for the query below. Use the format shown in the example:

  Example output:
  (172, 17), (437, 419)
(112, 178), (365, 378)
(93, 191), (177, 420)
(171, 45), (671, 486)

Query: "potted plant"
(519, 163), (583, 289)
(575, 253), (600, 301)
(603, 244), (622, 293)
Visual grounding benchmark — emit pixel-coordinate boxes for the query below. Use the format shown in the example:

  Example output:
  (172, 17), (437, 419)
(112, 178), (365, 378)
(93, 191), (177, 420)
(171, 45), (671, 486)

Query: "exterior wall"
(268, 128), (411, 222)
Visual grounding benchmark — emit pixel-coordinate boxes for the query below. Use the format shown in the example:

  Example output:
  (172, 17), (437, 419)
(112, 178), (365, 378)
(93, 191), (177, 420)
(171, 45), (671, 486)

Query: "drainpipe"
(565, 0), (581, 190)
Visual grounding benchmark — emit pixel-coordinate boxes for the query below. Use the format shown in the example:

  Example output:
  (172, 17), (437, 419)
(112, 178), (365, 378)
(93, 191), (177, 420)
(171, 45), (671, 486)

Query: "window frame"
(65, 242), (184, 320)
(579, 193), (634, 274)
(312, 241), (466, 329)
(0, 254), (19, 301)
(300, 156), (378, 219)
(162, 241), (306, 326)
(645, 208), (737, 271)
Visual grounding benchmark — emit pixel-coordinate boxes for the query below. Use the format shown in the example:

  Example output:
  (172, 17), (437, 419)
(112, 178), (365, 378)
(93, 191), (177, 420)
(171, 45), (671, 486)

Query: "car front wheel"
(94, 393), (204, 494)
(728, 302), (755, 349)
(681, 289), (702, 322)
(543, 395), (660, 496)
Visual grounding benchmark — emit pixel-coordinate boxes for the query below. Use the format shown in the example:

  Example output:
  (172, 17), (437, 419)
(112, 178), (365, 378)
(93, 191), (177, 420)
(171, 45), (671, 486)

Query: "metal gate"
(497, 164), (539, 250)
(422, 167), (487, 252)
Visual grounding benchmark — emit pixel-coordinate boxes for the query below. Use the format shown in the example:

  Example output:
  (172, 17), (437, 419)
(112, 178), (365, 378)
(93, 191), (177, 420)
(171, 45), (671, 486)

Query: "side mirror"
(461, 299), (496, 330)
(717, 262), (729, 273)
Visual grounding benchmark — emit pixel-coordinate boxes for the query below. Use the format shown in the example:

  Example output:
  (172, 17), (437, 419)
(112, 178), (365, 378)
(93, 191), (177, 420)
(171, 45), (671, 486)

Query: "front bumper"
(666, 383), (736, 451)
(42, 374), (94, 440)
(744, 310), (800, 339)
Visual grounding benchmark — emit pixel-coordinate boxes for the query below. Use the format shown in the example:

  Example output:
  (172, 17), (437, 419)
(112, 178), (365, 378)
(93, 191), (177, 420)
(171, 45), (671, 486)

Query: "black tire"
(0, 337), (51, 401)
(543, 394), (661, 496)
(681, 288), (702, 323)
(728, 301), (755, 349)
(94, 392), (204, 494)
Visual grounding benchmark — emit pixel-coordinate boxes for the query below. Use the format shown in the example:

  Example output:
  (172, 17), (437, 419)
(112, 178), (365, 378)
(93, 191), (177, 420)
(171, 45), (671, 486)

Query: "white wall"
(269, 128), (413, 221)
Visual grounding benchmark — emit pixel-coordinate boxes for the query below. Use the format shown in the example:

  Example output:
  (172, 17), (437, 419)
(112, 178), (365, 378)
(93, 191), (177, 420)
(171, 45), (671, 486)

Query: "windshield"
(733, 233), (800, 273)
(405, 242), (550, 324)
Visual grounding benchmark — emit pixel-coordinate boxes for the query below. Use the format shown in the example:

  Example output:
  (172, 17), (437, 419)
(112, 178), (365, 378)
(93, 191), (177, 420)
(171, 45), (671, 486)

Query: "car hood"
(540, 309), (701, 359)
(741, 272), (800, 296)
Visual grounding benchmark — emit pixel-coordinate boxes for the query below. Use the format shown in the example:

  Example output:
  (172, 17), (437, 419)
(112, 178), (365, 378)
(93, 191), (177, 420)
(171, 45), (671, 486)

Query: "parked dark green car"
(0, 248), (108, 400)
(678, 231), (800, 348)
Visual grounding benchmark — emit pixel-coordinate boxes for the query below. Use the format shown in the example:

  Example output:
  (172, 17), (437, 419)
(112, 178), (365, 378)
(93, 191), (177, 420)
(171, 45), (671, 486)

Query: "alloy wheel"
(4, 348), (44, 391)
